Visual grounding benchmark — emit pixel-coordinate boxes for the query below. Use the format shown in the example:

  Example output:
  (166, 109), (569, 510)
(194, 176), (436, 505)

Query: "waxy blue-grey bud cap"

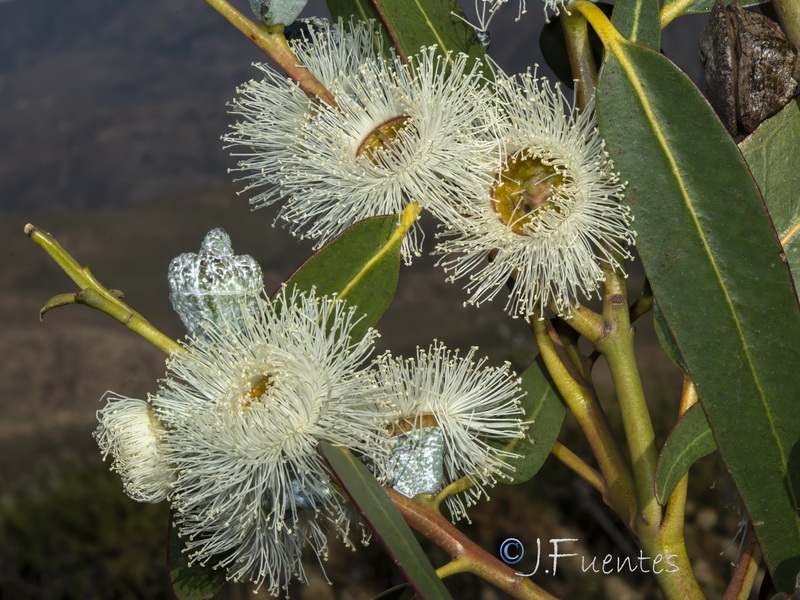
(387, 427), (446, 499)
(168, 228), (264, 338)
(248, 0), (308, 26)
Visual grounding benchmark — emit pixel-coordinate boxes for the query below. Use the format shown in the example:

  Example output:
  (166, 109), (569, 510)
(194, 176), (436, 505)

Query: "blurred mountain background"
(0, 0), (735, 598)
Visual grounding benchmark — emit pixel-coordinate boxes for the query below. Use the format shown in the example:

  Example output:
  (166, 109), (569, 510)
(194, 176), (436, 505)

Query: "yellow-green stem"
(657, 378), (704, 599)
(531, 317), (637, 526)
(436, 558), (471, 579)
(595, 265), (661, 532)
(660, 379), (697, 538)
(202, 0), (337, 106)
(561, 8), (598, 110)
(552, 318), (592, 380)
(25, 224), (183, 355)
(560, 304), (605, 344)
(629, 279), (654, 323)
(551, 441), (606, 496)
(659, 0), (691, 30)
(433, 476), (474, 513)
(387, 488), (559, 600)
(773, 0), (800, 51)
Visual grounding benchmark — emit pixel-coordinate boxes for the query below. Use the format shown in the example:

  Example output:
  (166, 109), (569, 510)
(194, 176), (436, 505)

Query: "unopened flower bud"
(387, 426), (446, 498)
(168, 228), (263, 338)
(247, 0), (308, 27)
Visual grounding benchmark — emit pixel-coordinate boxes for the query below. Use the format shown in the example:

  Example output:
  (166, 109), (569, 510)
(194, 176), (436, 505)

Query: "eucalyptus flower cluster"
(225, 19), (500, 260)
(95, 231), (529, 594)
(226, 19), (633, 320)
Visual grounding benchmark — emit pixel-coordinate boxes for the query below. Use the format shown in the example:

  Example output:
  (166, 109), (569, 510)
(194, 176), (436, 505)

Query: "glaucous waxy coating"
(248, 0), (308, 26)
(387, 426), (446, 499)
(168, 228), (264, 338)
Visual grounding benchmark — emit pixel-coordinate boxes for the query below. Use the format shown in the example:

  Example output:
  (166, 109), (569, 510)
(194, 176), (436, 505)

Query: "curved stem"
(561, 9), (598, 109)
(560, 304), (605, 344)
(722, 523), (761, 600)
(387, 488), (560, 600)
(629, 279), (654, 323)
(659, 0), (692, 30)
(531, 317), (637, 526)
(433, 476), (474, 512)
(202, 0), (337, 106)
(572, 1), (625, 53)
(25, 224), (183, 355)
(551, 441), (606, 496)
(552, 318), (591, 379)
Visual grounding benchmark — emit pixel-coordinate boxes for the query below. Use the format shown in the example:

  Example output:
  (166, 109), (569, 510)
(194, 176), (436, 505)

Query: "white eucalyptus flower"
(151, 287), (388, 593)
(375, 342), (527, 521)
(435, 68), (633, 319)
(94, 395), (173, 503)
(224, 19), (387, 214)
(279, 47), (500, 260)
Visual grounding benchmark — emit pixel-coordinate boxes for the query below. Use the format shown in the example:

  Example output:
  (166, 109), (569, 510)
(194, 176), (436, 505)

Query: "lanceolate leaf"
(282, 208), (416, 340)
(587, 5), (800, 590)
(500, 357), (566, 484)
(611, 0), (660, 49)
(319, 443), (453, 600)
(369, 0), (486, 64)
(655, 404), (717, 505)
(652, 301), (687, 373)
(168, 516), (227, 600)
(739, 99), (800, 288)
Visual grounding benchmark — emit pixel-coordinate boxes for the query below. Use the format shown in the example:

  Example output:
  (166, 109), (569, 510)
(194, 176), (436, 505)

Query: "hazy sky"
(0, 0), (708, 213)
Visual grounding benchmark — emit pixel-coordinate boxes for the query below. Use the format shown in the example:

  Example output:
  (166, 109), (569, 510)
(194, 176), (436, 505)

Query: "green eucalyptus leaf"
(319, 443), (453, 600)
(168, 516), (227, 600)
(652, 301), (687, 373)
(326, 0), (394, 54)
(612, 0), (661, 49)
(655, 404), (717, 505)
(327, 0), (382, 22)
(596, 33), (800, 592)
(499, 357), (566, 484)
(369, 0), (486, 64)
(739, 98), (800, 287)
(661, 0), (766, 16)
(283, 211), (413, 340)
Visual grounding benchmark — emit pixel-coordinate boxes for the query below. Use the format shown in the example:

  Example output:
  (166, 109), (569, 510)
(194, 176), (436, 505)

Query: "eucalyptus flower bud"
(247, 0), (308, 27)
(168, 228), (263, 338)
(387, 426), (446, 499)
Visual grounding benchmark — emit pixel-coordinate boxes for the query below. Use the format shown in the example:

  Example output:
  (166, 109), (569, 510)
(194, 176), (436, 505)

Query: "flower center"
(356, 116), (411, 165)
(243, 374), (274, 407)
(491, 155), (564, 234)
